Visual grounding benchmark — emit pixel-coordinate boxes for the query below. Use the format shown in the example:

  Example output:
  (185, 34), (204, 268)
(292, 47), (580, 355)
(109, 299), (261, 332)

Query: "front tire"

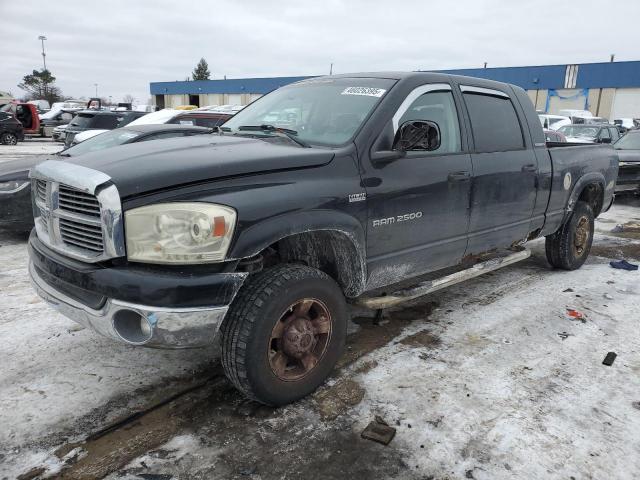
(545, 200), (594, 270)
(1, 133), (18, 145)
(220, 264), (347, 405)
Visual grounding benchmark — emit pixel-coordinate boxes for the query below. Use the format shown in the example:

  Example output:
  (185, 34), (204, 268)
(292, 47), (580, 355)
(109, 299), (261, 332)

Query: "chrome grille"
(59, 217), (104, 253)
(58, 185), (101, 217)
(30, 160), (125, 263)
(36, 180), (47, 204)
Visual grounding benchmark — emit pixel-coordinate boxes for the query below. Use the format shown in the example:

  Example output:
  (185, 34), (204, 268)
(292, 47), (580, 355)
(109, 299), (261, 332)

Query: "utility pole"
(483, 62), (488, 68)
(610, 54), (615, 62)
(38, 35), (47, 71)
(94, 83), (98, 97)
(330, 63), (333, 75)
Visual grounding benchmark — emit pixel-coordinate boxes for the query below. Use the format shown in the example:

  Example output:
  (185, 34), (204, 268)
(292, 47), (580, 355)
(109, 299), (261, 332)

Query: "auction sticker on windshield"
(341, 87), (386, 97)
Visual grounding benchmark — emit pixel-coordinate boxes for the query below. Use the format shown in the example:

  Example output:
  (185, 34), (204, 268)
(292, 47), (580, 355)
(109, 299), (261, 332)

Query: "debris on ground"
(602, 352), (617, 366)
(566, 309), (586, 322)
(611, 224), (625, 233)
(558, 332), (572, 340)
(609, 259), (639, 271)
(563, 288), (574, 292)
(361, 416), (396, 445)
(604, 293), (614, 300)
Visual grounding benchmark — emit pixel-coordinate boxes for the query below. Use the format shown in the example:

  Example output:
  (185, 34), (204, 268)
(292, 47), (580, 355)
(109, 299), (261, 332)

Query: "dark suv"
(0, 111), (25, 145)
(63, 110), (147, 147)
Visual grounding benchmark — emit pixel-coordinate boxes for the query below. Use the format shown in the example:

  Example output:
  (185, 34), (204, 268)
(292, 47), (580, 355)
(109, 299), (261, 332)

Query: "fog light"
(112, 309), (153, 344)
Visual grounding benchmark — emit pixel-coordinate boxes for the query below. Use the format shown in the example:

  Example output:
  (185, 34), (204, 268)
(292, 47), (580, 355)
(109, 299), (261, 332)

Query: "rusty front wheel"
(269, 298), (332, 381)
(545, 200), (594, 270)
(220, 264), (347, 406)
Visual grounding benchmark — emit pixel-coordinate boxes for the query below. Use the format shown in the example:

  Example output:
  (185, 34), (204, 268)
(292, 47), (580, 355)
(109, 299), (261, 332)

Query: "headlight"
(125, 202), (236, 264)
(0, 178), (29, 194)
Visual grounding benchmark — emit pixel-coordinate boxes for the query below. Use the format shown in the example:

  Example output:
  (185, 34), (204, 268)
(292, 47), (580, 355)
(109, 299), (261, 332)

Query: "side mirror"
(393, 120), (441, 152)
(599, 137), (612, 144)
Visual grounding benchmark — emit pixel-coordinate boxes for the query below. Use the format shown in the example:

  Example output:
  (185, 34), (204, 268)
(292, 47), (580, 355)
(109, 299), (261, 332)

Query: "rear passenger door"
(460, 85), (538, 255)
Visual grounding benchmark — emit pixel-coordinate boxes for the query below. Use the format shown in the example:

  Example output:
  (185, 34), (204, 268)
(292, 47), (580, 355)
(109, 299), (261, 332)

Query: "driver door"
(364, 84), (473, 289)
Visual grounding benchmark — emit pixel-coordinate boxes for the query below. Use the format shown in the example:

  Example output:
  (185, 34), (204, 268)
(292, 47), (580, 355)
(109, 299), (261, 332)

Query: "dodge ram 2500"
(28, 72), (618, 405)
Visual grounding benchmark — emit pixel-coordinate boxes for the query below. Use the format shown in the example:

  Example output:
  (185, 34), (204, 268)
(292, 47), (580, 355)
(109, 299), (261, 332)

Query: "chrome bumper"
(29, 262), (228, 349)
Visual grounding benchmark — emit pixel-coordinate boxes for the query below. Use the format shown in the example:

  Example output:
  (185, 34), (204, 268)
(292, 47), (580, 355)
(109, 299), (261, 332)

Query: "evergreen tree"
(17, 69), (63, 104)
(192, 58), (211, 81)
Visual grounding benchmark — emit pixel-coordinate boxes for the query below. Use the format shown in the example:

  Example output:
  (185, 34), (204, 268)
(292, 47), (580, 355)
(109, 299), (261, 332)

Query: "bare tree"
(122, 94), (135, 105)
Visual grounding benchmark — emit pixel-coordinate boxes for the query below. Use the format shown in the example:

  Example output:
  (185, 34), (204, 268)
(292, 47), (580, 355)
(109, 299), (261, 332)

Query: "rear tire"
(1, 133), (18, 145)
(220, 264), (347, 406)
(545, 200), (594, 270)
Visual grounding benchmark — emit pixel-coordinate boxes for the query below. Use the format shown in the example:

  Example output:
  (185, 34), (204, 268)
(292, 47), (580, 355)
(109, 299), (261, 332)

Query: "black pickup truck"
(28, 73), (618, 405)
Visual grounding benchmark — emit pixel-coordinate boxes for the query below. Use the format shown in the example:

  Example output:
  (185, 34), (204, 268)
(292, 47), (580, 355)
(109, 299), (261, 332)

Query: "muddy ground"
(1, 143), (639, 480)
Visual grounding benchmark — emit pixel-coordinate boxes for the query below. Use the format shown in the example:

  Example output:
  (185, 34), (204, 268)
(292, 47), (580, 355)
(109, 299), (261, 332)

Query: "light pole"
(38, 35), (47, 71)
(94, 83), (98, 97)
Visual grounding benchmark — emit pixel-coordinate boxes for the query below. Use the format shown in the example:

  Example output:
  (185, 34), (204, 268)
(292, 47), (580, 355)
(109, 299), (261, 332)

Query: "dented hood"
(63, 134), (335, 197)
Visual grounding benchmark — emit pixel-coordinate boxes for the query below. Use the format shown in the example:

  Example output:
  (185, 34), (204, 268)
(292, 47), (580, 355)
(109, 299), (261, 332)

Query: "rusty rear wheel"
(220, 264), (347, 406)
(545, 200), (594, 270)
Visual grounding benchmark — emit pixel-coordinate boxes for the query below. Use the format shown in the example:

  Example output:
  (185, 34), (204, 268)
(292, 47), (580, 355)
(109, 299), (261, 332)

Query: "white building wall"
(611, 88), (640, 119)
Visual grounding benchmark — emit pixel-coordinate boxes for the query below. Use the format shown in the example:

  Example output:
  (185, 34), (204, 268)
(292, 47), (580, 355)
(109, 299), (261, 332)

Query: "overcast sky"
(1, 0), (639, 104)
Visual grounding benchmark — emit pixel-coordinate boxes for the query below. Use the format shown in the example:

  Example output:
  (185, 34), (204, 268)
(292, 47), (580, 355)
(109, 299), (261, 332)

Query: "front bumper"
(28, 232), (247, 348)
(30, 262), (229, 348)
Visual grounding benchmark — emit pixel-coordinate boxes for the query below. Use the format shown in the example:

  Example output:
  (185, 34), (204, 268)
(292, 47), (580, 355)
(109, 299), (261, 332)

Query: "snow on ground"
(0, 138), (62, 165)
(1, 184), (639, 478)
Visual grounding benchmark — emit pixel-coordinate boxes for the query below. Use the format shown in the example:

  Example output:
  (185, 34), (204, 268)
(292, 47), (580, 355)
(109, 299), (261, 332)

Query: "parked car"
(39, 108), (79, 137)
(0, 102), (40, 136)
(0, 111), (25, 145)
(544, 129), (567, 142)
(52, 124), (68, 142)
(539, 114), (570, 131)
(63, 110), (147, 147)
(71, 108), (236, 145)
(0, 124), (212, 232)
(557, 124), (620, 144)
(28, 72), (617, 406)
(613, 129), (640, 193)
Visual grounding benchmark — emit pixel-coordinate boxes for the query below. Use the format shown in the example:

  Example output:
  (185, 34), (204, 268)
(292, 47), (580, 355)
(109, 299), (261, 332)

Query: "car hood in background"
(616, 149), (640, 164)
(60, 134), (335, 197)
(73, 129), (108, 143)
(0, 155), (58, 179)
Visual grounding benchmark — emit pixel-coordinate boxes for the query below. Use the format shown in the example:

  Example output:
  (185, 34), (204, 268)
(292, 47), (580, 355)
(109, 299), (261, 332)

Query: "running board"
(355, 248), (531, 309)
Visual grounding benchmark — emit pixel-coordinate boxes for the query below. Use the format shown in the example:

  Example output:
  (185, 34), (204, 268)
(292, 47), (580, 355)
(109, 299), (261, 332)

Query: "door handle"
(522, 164), (537, 173)
(448, 171), (471, 182)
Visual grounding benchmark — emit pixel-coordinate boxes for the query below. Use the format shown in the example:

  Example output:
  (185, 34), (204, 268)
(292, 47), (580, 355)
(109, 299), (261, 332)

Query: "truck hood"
(615, 149), (640, 164)
(63, 134), (335, 197)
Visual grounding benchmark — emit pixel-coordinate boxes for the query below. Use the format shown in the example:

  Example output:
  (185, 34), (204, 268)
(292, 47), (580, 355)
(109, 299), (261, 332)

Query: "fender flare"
(565, 172), (606, 217)
(228, 209), (367, 296)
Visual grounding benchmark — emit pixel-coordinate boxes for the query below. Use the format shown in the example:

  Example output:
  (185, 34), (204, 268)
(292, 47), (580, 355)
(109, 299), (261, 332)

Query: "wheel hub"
(574, 216), (590, 255)
(268, 298), (332, 381)
(282, 317), (317, 359)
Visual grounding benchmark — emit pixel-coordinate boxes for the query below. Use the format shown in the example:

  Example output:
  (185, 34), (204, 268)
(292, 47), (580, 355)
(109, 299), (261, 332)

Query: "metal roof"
(150, 61), (640, 95)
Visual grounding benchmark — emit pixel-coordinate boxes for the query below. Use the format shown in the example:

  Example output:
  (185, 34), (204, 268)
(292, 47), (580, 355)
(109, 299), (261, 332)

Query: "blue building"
(150, 61), (640, 119)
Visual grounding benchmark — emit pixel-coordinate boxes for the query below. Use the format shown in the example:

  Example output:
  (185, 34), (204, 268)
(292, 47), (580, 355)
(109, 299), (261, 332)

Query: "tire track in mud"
(20, 305), (438, 480)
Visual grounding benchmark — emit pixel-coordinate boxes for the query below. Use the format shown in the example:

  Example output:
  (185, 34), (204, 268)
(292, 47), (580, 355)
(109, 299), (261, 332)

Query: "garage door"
(612, 88), (640, 118)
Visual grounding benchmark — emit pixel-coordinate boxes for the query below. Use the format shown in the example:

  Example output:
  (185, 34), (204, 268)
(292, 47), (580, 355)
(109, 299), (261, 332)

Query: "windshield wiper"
(237, 124), (309, 147)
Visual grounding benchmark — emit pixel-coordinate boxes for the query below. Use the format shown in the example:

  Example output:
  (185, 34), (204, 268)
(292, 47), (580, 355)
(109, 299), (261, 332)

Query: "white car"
(538, 114), (571, 131)
(51, 124), (68, 142)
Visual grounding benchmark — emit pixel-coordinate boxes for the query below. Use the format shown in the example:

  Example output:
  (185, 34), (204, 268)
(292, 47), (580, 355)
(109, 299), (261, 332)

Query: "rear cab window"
(461, 87), (524, 152)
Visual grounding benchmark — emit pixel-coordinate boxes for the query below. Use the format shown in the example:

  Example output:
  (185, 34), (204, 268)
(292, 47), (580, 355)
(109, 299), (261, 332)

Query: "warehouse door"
(188, 94), (200, 107)
(612, 89), (640, 119)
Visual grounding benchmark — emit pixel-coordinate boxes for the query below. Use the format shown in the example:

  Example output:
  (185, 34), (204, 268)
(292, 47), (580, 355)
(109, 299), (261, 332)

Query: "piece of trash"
(632, 401), (640, 411)
(558, 332), (571, 340)
(611, 224), (624, 233)
(563, 288), (574, 292)
(610, 260), (639, 271)
(361, 417), (396, 445)
(602, 352), (617, 366)
(604, 293), (614, 300)
(566, 309), (585, 321)
(607, 280), (615, 284)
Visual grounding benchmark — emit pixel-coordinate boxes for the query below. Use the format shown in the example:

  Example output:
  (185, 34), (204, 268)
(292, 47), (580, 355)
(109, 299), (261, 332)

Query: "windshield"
(614, 132), (640, 150)
(62, 129), (142, 156)
(68, 113), (96, 128)
(222, 78), (395, 147)
(558, 125), (599, 138)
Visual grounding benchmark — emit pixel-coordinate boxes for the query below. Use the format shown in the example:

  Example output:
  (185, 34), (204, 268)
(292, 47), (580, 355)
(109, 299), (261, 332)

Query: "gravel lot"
(1, 141), (639, 479)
